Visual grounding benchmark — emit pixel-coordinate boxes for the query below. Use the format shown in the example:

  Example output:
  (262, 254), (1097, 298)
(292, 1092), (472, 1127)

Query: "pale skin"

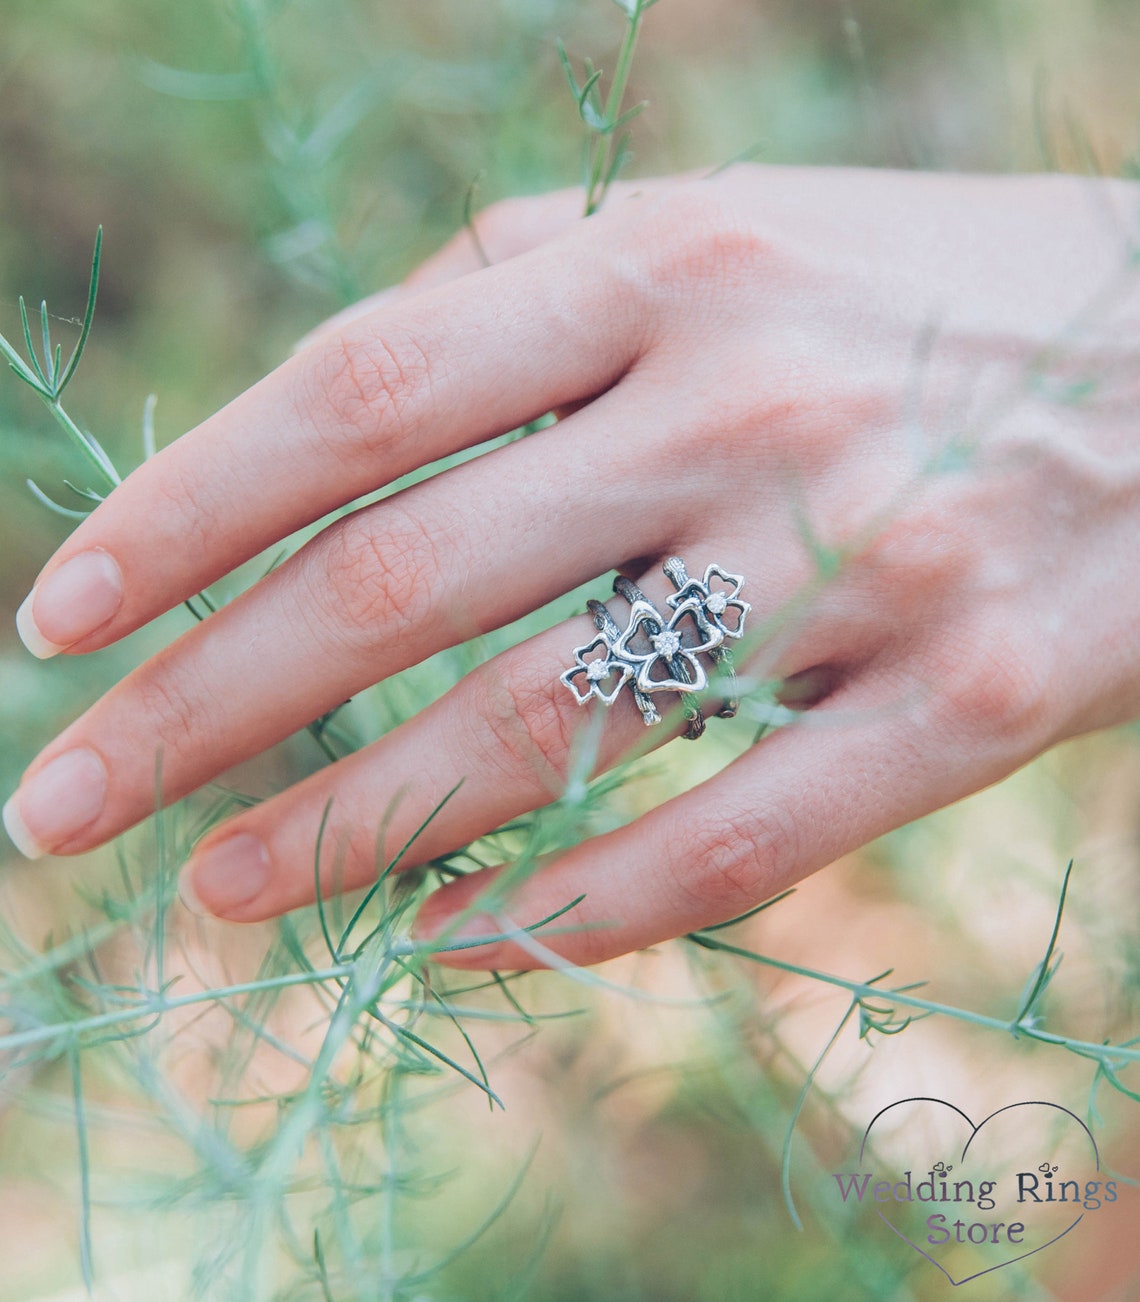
(5, 166), (1140, 969)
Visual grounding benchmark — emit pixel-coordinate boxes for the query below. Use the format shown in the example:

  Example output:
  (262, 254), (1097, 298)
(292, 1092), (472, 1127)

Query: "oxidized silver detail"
(559, 557), (751, 739)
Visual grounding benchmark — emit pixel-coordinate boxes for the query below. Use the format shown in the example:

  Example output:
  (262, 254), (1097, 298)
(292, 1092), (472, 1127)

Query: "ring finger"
(176, 538), (868, 922)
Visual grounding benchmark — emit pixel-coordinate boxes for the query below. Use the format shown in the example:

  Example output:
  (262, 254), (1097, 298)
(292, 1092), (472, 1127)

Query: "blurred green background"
(2, 2), (1140, 1299)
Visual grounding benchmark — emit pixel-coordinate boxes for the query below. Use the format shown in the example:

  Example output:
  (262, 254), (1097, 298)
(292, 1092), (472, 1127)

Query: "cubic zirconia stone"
(652, 630), (681, 657)
(706, 591), (728, 615)
(586, 659), (608, 682)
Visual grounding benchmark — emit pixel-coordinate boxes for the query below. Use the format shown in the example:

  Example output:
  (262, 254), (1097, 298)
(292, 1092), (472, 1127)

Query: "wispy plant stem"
(584, 1), (650, 214)
(559, 0), (657, 217)
(0, 931), (574, 1058)
(2, 965), (353, 1056)
(46, 400), (120, 488)
(688, 932), (1140, 1073)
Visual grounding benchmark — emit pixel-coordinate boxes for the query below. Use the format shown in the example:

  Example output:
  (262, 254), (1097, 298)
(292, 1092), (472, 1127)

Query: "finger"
(290, 287), (403, 356)
(175, 613), (666, 921)
(16, 214), (646, 660)
(401, 187), (606, 289)
(6, 394), (726, 859)
(408, 662), (1027, 970)
(292, 187), (594, 354)
(172, 547), (864, 922)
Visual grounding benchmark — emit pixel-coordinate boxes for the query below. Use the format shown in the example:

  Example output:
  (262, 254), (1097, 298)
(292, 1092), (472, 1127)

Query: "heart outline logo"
(857, 1097), (1100, 1287)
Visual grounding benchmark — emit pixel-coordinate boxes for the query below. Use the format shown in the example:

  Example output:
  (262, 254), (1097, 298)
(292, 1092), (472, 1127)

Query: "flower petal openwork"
(615, 598), (719, 695)
(666, 563), (750, 639)
(559, 635), (631, 705)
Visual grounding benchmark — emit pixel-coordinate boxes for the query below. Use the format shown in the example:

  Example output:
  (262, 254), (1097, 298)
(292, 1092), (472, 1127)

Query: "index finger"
(17, 219), (645, 658)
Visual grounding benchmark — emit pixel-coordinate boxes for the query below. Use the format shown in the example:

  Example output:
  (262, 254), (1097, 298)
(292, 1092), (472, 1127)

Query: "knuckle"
(664, 801), (793, 919)
(314, 506), (443, 650)
(675, 365), (827, 468)
(637, 186), (770, 296)
(465, 652), (579, 794)
(932, 629), (1053, 746)
(306, 328), (431, 462)
(136, 672), (208, 760)
(865, 517), (970, 609)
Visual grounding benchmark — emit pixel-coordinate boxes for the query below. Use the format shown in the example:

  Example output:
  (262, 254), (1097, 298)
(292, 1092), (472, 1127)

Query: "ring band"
(561, 558), (751, 740)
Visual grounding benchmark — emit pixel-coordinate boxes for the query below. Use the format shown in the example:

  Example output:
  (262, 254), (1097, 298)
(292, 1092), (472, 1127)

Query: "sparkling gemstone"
(652, 629), (681, 657)
(706, 591), (728, 615)
(586, 659), (609, 681)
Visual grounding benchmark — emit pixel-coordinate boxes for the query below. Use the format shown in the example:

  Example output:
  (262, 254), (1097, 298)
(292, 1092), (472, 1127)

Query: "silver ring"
(560, 558), (750, 740)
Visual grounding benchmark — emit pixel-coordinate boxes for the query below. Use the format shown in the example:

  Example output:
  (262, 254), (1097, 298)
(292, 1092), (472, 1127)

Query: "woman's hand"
(5, 165), (1140, 968)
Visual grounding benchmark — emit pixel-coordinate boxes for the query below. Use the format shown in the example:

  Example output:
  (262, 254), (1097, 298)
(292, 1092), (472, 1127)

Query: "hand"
(5, 165), (1139, 968)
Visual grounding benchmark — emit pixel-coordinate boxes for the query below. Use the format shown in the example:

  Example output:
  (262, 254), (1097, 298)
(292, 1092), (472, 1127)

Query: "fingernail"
(179, 834), (271, 918)
(3, 749), (109, 858)
(17, 550), (124, 659)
